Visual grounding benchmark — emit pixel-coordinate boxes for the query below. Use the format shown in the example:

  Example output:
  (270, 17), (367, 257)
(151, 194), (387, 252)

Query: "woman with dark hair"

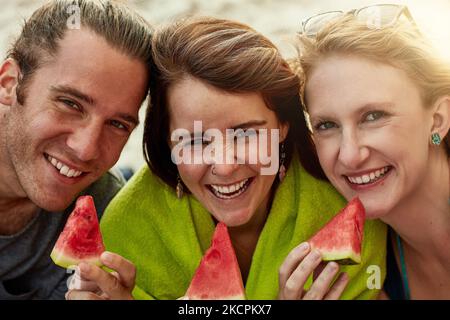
(66, 16), (386, 300)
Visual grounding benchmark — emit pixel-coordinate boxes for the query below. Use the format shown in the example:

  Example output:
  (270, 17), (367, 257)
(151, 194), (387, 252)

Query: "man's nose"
(66, 121), (103, 162)
(337, 130), (369, 169)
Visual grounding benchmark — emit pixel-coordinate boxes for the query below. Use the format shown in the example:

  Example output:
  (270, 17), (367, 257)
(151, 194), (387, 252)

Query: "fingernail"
(102, 251), (113, 263)
(298, 242), (309, 251)
(328, 262), (338, 271)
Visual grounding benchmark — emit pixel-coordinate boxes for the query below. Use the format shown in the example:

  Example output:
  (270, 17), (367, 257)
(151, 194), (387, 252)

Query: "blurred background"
(1, 0), (449, 176)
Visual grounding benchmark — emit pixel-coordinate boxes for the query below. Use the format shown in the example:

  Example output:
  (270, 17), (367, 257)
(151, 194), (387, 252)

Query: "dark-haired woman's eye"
(315, 121), (337, 131)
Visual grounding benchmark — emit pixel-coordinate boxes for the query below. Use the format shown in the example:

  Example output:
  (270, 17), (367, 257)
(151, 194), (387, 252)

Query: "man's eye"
(365, 111), (385, 122)
(110, 120), (128, 131)
(315, 121), (337, 131)
(60, 99), (81, 111)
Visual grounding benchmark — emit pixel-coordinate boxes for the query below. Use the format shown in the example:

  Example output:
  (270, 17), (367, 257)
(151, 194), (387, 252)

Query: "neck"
(0, 109), (38, 235)
(0, 198), (39, 236)
(227, 188), (274, 283)
(382, 151), (450, 262)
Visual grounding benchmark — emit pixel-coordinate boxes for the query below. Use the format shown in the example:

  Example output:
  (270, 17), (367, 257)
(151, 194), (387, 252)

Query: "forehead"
(167, 77), (275, 130)
(305, 54), (420, 115)
(34, 29), (148, 112)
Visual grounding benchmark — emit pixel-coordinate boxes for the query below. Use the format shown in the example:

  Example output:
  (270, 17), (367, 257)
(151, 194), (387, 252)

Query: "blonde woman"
(296, 4), (450, 299)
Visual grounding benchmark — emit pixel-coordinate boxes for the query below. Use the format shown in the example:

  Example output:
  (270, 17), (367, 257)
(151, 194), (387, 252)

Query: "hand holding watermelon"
(65, 251), (136, 300)
(278, 197), (365, 300)
(50, 196), (137, 300)
(278, 243), (349, 299)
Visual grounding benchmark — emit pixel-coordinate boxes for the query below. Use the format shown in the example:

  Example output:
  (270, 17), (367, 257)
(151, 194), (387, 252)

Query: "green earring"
(431, 133), (442, 146)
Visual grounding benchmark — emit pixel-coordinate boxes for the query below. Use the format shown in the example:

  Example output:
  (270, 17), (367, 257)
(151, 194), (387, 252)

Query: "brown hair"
(7, 0), (153, 104)
(144, 16), (325, 190)
(296, 15), (450, 164)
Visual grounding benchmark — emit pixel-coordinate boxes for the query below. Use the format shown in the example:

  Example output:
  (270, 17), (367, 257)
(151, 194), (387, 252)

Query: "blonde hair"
(296, 14), (450, 154)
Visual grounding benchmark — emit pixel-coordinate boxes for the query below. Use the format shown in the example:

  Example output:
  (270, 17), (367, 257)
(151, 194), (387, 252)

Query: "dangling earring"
(176, 175), (184, 199)
(431, 132), (442, 146)
(278, 143), (286, 182)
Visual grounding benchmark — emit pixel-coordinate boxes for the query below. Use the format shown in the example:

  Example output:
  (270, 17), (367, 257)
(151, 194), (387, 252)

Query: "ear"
(279, 121), (290, 143)
(0, 59), (21, 106)
(430, 96), (450, 140)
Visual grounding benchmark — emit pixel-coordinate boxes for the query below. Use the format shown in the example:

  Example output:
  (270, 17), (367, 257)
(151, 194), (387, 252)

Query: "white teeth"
(60, 165), (70, 176)
(67, 169), (75, 178)
(46, 155), (83, 178)
(347, 167), (391, 185)
(210, 178), (250, 199)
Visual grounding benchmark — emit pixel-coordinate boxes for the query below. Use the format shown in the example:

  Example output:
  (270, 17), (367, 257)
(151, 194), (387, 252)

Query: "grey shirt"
(0, 170), (125, 300)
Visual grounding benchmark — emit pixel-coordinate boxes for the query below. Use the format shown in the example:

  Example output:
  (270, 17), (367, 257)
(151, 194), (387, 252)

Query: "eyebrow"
(310, 102), (394, 120)
(50, 85), (95, 105)
(231, 120), (267, 130)
(50, 85), (139, 126)
(190, 120), (268, 138)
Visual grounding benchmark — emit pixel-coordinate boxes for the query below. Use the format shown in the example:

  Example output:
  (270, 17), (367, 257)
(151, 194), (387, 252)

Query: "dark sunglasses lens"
(303, 12), (343, 36)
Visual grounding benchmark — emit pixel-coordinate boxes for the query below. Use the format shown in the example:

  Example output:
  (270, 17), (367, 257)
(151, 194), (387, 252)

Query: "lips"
(345, 166), (392, 185)
(45, 154), (85, 178)
(208, 177), (253, 200)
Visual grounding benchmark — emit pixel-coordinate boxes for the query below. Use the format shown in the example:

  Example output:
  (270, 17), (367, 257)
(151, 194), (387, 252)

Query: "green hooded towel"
(100, 159), (386, 299)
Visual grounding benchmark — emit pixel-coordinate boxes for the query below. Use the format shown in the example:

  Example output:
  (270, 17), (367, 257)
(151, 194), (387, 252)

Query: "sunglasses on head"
(300, 3), (417, 37)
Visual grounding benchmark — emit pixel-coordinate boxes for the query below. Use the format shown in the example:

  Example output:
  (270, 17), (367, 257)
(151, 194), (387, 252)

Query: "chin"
(213, 208), (252, 227)
(358, 196), (392, 220)
(31, 192), (76, 213)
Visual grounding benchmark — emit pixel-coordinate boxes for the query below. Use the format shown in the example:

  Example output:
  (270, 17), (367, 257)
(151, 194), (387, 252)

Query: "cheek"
(177, 164), (207, 191)
(314, 139), (338, 173)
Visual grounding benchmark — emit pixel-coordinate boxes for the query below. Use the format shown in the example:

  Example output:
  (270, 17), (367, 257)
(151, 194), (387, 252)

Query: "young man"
(0, 0), (152, 299)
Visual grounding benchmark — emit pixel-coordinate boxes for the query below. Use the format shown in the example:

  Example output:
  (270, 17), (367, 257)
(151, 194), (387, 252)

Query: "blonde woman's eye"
(365, 111), (385, 122)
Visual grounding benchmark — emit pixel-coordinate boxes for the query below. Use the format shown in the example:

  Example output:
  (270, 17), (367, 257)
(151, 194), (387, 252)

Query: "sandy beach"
(1, 0), (449, 173)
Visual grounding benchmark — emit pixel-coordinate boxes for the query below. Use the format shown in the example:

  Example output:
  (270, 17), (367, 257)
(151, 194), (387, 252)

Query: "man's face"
(2, 29), (148, 211)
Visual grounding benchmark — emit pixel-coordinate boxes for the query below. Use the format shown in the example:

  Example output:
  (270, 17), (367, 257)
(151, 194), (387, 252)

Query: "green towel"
(100, 159), (387, 299)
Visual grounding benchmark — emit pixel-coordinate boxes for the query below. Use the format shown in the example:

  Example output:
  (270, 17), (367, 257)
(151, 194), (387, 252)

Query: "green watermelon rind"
(318, 249), (361, 265)
(50, 248), (103, 269)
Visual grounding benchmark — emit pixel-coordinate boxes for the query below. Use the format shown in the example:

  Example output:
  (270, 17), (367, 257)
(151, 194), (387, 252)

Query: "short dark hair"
(144, 16), (326, 191)
(7, 0), (153, 104)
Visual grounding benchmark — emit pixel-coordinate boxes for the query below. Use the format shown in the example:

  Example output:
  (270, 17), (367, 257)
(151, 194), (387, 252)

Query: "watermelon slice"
(308, 197), (365, 265)
(185, 222), (246, 300)
(51, 195), (105, 269)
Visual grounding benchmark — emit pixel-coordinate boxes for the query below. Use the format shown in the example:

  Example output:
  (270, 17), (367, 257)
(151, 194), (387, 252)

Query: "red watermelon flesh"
(309, 197), (365, 265)
(51, 195), (105, 269)
(185, 222), (246, 300)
